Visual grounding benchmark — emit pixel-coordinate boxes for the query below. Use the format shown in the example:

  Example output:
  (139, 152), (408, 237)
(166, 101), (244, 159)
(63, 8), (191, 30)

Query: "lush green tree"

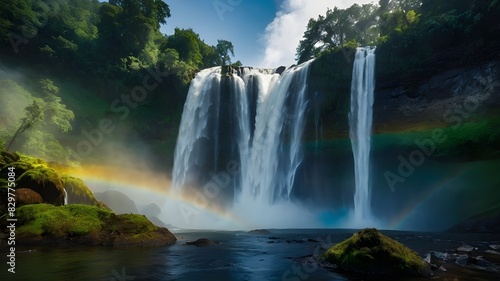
(5, 99), (44, 151)
(165, 28), (204, 67)
(5, 79), (74, 152)
(215, 39), (235, 66)
(296, 3), (378, 63)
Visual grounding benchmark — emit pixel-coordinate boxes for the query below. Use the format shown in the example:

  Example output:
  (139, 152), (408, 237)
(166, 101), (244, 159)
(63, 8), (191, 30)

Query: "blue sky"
(161, 0), (373, 68)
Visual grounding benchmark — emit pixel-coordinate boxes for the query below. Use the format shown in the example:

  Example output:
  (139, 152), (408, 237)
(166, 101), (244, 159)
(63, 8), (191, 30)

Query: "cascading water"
(349, 47), (376, 223)
(171, 61), (315, 228)
(241, 62), (311, 203)
(64, 188), (68, 205)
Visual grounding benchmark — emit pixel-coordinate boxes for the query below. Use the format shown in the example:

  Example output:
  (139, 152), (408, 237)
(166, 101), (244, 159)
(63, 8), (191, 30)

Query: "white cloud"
(258, 0), (373, 68)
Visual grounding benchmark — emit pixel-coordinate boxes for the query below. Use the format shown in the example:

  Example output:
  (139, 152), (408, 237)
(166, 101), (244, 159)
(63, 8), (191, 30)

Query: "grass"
(321, 228), (430, 277)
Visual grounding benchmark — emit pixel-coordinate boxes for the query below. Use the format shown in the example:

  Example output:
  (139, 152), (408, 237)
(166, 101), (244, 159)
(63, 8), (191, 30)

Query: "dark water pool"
(2, 229), (499, 281)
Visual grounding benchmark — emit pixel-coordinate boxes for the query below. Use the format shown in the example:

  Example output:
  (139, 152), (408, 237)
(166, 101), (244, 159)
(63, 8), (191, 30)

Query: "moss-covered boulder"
(321, 228), (432, 277)
(17, 167), (65, 205)
(16, 204), (176, 247)
(15, 188), (44, 206)
(62, 176), (99, 205)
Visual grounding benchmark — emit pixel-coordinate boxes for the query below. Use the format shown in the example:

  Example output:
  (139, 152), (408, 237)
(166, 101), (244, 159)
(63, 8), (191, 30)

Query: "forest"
(0, 0), (498, 169)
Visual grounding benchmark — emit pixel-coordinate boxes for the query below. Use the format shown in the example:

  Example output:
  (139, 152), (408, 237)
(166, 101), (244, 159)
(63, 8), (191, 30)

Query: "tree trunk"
(6, 121), (26, 152)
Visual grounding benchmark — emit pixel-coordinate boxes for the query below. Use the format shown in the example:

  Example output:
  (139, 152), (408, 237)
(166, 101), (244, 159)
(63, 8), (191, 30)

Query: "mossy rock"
(321, 228), (432, 277)
(16, 204), (176, 247)
(62, 176), (98, 205)
(17, 167), (65, 206)
(15, 188), (44, 206)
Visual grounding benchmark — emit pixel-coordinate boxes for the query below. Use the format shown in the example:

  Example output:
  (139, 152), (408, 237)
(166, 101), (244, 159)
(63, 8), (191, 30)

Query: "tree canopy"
(297, 0), (498, 64)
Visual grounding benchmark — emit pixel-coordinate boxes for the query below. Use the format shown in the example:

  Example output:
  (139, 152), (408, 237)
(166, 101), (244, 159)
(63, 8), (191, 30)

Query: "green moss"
(109, 213), (157, 234)
(17, 204), (110, 237)
(321, 228), (430, 277)
(15, 204), (176, 246)
(17, 166), (65, 205)
(62, 176), (98, 205)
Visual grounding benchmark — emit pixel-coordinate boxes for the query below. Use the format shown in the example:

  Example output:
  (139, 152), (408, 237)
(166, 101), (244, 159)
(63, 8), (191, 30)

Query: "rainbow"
(61, 165), (246, 229)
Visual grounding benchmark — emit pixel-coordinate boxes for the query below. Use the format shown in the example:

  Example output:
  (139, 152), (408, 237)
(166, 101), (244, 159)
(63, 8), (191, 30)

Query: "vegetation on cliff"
(0, 0), (239, 167)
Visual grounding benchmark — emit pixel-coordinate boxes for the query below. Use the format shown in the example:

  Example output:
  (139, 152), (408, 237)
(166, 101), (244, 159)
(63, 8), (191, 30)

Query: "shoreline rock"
(321, 228), (432, 277)
(5, 204), (176, 247)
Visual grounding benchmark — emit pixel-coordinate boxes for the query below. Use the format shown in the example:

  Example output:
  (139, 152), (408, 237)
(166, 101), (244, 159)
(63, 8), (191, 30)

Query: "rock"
(185, 238), (220, 246)
(486, 250), (500, 255)
(433, 251), (449, 260)
(438, 266), (447, 272)
(447, 206), (500, 234)
(457, 244), (474, 252)
(141, 203), (161, 217)
(62, 176), (99, 205)
(17, 166), (66, 206)
(455, 254), (469, 265)
(424, 253), (431, 263)
(275, 66), (287, 75)
(94, 190), (139, 214)
(15, 188), (43, 206)
(321, 228), (432, 277)
(15, 204), (176, 247)
(470, 256), (492, 267)
(248, 229), (271, 235)
(490, 245), (500, 250)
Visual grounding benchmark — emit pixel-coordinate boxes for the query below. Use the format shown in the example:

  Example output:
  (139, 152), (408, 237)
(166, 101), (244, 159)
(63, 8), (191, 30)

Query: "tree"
(296, 4), (379, 63)
(109, 0), (171, 30)
(6, 99), (44, 151)
(165, 28), (204, 67)
(215, 39), (235, 66)
(5, 79), (74, 151)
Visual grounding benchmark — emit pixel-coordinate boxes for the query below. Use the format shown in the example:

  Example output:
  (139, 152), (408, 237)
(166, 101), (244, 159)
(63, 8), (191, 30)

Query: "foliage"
(215, 39), (235, 66)
(4, 79), (74, 160)
(0, 0), (241, 168)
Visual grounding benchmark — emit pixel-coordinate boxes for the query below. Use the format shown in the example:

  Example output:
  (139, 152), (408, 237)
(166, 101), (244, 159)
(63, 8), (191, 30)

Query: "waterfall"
(242, 62), (311, 203)
(172, 61), (312, 207)
(64, 188), (68, 205)
(349, 47), (376, 222)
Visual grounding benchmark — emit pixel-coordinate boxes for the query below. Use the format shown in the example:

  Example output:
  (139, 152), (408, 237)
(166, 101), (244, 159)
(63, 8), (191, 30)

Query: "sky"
(161, 0), (374, 68)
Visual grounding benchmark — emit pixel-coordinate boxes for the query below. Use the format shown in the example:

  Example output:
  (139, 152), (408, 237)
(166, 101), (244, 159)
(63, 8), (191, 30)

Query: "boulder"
(16, 204), (177, 247)
(185, 238), (220, 246)
(248, 229), (271, 235)
(455, 254), (468, 265)
(457, 244), (475, 252)
(16, 167), (65, 206)
(15, 188), (43, 206)
(94, 190), (139, 214)
(321, 228), (432, 277)
(62, 176), (98, 205)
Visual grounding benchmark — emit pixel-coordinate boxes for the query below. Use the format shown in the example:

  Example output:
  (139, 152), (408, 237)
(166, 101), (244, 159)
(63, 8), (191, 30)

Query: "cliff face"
(290, 51), (500, 230)
(374, 59), (500, 131)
